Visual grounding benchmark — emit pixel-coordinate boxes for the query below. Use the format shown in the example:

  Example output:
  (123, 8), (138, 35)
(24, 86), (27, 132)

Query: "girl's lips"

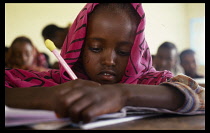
(98, 70), (116, 81)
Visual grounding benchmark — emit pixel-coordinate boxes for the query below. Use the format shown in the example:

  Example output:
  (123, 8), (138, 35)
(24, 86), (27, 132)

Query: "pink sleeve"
(160, 74), (205, 113)
(5, 68), (61, 88)
(137, 70), (173, 85)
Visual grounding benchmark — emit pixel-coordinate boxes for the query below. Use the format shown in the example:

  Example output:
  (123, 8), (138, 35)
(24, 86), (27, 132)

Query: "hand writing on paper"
(50, 79), (128, 123)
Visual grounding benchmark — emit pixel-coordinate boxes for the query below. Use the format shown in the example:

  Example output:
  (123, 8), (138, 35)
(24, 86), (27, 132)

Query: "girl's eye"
(117, 50), (130, 56)
(88, 47), (102, 53)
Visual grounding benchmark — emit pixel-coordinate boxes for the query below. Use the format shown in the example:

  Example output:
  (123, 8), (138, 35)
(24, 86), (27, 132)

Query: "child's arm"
(40, 80), (188, 123)
(115, 83), (185, 111)
(159, 75), (205, 113)
(115, 75), (204, 115)
(5, 86), (55, 110)
(49, 76), (204, 123)
(5, 75), (204, 124)
(5, 79), (101, 110)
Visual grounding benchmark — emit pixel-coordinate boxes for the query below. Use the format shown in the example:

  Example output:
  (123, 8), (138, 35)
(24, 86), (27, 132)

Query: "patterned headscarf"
(5, 3), (173, 88)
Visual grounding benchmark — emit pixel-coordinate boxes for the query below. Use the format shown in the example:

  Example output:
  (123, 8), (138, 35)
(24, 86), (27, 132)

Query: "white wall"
(143, 3), (189, 55)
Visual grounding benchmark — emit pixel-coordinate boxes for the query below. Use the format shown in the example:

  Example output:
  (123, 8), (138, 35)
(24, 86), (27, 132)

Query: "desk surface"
(6, 114), (205, 130)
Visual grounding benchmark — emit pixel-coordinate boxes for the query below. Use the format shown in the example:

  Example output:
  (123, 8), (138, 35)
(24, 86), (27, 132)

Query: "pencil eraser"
(45, 39), (56, 51)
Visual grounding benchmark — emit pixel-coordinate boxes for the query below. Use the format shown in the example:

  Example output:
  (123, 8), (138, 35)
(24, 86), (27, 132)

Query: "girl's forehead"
(88, 11), (138, 36)
(13, 42), (31, 47)
(12, 42), (33, 50)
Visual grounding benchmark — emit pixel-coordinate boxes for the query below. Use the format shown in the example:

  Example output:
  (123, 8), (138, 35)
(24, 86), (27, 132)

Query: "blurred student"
(180, 49), (204, 79)
(42, 52), (52, 68)
(6, 36), (50, 72)
(153, 41), (183, 76)
(42, 24), (70, 49)
(42, 24), (71, 69)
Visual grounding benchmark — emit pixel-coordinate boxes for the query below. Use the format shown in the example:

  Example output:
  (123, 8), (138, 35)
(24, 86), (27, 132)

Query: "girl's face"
(11, 42), (35, 67)
(82, 10), (138, 84)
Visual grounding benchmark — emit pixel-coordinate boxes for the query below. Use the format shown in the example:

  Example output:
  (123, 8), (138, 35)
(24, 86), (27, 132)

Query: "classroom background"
(5, 3), (205, 76)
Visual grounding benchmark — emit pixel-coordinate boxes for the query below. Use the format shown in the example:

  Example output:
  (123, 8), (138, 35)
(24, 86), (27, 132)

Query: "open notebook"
(5, 105), (204, 130)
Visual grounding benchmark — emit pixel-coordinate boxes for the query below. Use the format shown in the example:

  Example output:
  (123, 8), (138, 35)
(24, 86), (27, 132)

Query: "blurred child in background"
(180, 49), (204, 79)
(153, 41), (184, 76)
(42, 24), (71, 69)
(6, 36), (50, 72)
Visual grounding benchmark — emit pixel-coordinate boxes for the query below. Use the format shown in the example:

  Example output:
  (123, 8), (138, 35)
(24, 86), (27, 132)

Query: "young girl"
(5, 3), (205, 124)
(6, 36), (50, 72)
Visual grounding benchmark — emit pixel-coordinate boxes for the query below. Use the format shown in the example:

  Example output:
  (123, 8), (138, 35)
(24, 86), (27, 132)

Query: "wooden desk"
(6, 114), (205, 130)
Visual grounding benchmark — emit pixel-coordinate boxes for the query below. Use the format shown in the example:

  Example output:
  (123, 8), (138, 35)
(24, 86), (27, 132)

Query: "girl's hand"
(51, 79), (128, 123)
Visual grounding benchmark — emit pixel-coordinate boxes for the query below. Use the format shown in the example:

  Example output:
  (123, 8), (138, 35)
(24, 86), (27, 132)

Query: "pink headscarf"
(5, 3), (173, 88)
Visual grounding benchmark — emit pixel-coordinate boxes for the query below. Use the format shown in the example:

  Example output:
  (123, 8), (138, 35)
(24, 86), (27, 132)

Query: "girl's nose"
(101, 49), (116, 67)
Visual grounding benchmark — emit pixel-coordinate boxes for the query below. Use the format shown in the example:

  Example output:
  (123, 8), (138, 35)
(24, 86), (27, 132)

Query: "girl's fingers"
(54, 89), (84, 118)
(68, 95), (95, 123)
(80, 101), (120, 123)
(53, 80), (100, 119)
(67, 88), (124, 123)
